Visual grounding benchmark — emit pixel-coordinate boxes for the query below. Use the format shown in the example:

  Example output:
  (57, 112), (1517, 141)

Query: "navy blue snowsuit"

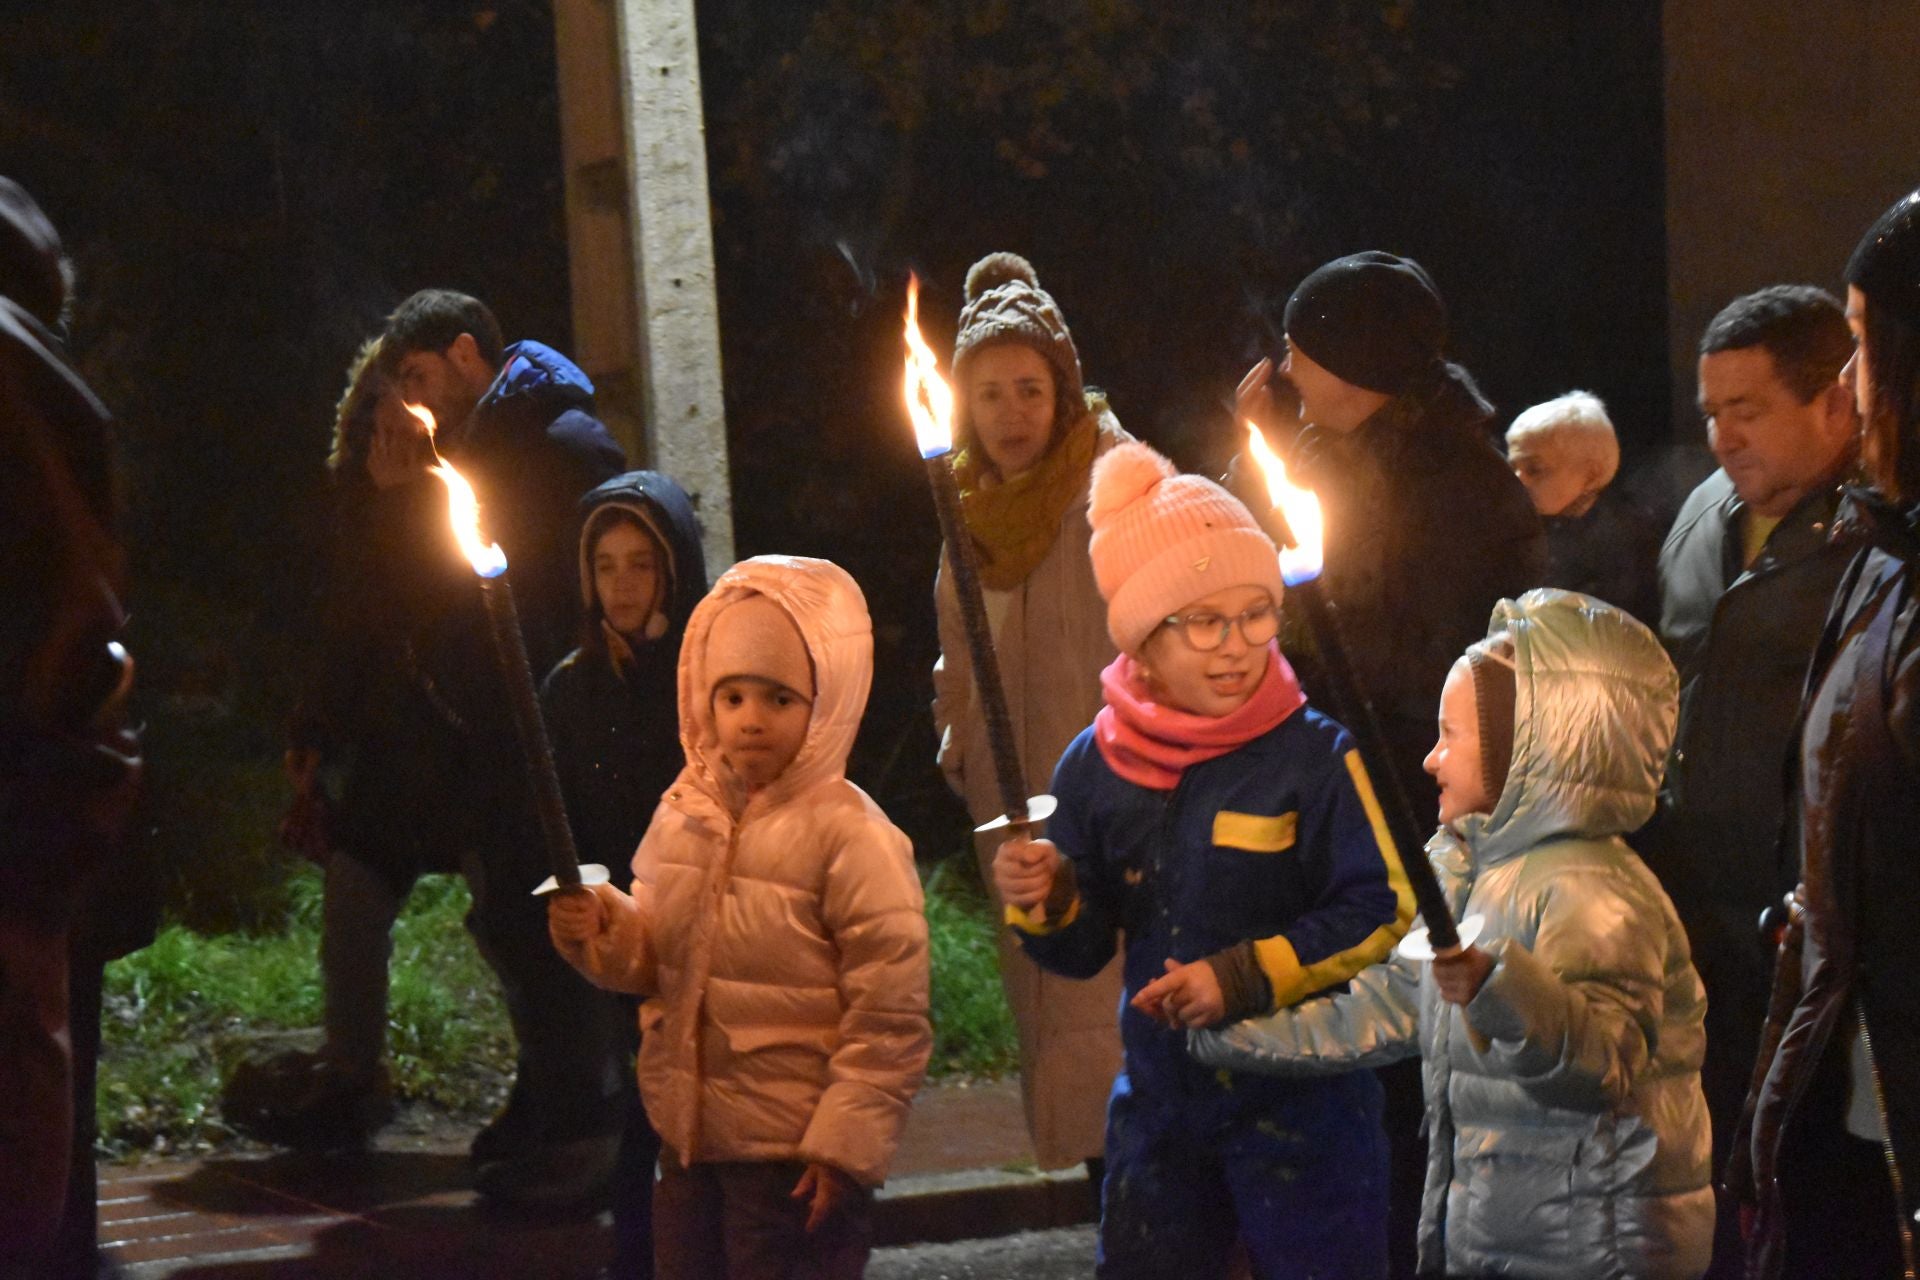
(1018, 707), (1412, 1279)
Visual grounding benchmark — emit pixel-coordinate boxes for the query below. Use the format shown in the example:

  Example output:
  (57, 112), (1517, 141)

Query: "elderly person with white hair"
(1505, 391), (1661, 626)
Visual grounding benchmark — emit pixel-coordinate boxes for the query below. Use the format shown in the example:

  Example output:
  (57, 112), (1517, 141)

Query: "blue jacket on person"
(1014, 705), (1416, 1277)
(459, 340), (627, 679)
(1018, 706), (1415, 1100)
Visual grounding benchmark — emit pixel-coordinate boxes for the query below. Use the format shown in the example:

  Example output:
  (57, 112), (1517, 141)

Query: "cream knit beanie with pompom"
(1088, 441), (1286, 654)
(952, 252), (1085, 419)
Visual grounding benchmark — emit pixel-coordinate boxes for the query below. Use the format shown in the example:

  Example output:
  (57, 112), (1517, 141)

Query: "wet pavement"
(870, 1227), (1098, 1280)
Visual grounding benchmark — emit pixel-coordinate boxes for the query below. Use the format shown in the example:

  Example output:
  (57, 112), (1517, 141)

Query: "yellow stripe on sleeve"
(1343, 749), (1419, 935)
(1248, 751), (1418, 1008)
(1005, 894), (1083, 936)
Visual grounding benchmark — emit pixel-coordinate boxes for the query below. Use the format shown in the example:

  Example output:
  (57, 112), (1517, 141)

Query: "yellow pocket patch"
(1212, 810), (1297, 853)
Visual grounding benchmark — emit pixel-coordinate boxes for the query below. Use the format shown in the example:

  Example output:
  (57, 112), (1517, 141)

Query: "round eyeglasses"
(1159, 601), (1280, 652)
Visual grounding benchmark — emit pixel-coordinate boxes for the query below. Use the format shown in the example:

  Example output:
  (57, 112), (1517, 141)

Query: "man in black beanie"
(1242, 251), (1545, 818)
(1238, 250), (1545, 1280)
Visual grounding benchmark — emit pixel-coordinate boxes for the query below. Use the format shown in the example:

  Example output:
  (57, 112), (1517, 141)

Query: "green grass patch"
(97, 850), (1018, 1158)
(923, 854), (1020, 1079)
(98, 866), (511, 1157)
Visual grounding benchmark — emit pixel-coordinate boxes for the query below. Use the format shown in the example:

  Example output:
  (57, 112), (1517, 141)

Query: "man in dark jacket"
(1237, 251), (1546, 1280)
(0, 176), (140, 1271)
(1645, 284), (1857, 1275)
(1730, 190), (1920, 1280)
(1242, 251), (1547, 821)
(382, 291), (630, 1202)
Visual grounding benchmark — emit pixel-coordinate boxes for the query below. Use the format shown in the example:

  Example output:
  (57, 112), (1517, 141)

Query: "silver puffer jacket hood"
(1455, 588), (1677, 866)
(1194, 591), (1713, 1279)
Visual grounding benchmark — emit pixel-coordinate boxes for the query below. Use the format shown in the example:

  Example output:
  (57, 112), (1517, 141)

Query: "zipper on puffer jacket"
(1858, 1006), (1918, 1278)
(687, 817), (744, 1166)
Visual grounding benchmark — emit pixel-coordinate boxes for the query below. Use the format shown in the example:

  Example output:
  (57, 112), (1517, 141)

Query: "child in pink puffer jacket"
(550, 555), (931, 1280)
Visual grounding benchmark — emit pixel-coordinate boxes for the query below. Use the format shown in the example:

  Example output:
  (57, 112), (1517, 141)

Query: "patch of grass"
(923, 853), (1019, 1079)
(98, 865), (511, 1157)
(97, 847), (1016, 1158)
(383, 874), (515, 1107)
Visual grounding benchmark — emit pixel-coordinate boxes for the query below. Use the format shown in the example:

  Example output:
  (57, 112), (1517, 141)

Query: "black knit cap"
(0, 176), (66, 327)
(1284, 251), (1448, 395)
(1848, 188), (1920, 328)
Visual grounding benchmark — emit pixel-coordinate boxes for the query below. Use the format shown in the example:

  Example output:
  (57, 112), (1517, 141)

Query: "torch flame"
(406, 401), (438, 445)
(409, 403), (508, 579)
(903, 274), (955, 459)
(1244, 420), (1324, 586)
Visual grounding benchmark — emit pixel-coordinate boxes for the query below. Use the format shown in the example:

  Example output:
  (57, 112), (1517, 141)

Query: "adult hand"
(993, 835), (1060, 911)
(1235, 356), (1305, 447)
(790, 1161), (856, 1233)
(547, 884), (608, 945)
(1432, 945), (1495, 1006)
(367, 394), (434, 489)
(1131, 957), (1226, 1030)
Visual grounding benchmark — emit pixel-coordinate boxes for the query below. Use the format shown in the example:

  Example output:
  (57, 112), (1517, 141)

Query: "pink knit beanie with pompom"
(1088, 441), (1286, 653)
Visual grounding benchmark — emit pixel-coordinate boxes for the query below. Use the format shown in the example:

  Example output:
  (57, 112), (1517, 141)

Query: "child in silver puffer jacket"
(1193, 589), (1714, 1280)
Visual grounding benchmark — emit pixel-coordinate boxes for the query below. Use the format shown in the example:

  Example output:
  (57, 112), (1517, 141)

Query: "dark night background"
(1, 2), (1670, 922)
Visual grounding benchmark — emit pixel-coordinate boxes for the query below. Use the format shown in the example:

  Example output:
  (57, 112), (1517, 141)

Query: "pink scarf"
(1093, 643), (1307, 790)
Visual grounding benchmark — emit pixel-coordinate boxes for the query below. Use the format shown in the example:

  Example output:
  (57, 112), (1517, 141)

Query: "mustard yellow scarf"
(951, 405), (1101, 590)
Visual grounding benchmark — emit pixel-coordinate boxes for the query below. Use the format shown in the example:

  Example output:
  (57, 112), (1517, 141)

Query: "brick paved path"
(98, 1078), (1060, 1277)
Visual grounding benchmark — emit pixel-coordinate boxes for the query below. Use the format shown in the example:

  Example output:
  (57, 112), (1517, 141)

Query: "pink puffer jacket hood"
(677, 554), (873, 810)
(553, 554), (928, 1187)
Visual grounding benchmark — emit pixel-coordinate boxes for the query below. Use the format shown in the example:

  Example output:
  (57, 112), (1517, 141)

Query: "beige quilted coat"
(555, 556), (931, 1188)
(932, 411), (1126, 1169)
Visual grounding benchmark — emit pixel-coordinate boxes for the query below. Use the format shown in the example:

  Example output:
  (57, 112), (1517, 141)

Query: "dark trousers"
(335, 739), (630, 1145)
(0, 922), (72, 1275)
(1377, 1058), (1427, 1280)
(609, 1083), (663, 1280)
(1098, 1070), (1389, 1280)
(458, 831), (630, 1141)
(44, 933), (108, 1279)
(1696, 935), (1772, 1280)
(653, 1158), (872, 1280)
(1774, 1126), (1906, 1279)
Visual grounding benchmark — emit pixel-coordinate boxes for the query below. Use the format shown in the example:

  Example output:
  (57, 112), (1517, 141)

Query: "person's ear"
(448, 332), (492, 386)
(1821, 377), (1859, 431)
(1584, 452), (1609, 492)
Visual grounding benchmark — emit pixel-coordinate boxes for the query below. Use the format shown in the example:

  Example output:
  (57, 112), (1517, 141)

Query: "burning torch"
(902, 276), (1057, 849)
(416, 406), (606, 896)
(1240, 423), (1477, 957)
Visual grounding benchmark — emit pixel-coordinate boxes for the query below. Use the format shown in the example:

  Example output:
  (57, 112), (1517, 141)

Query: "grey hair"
(1506, 390), (1619, 488)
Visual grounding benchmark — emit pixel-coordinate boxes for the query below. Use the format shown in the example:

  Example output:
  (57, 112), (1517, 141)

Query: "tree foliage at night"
(704, 0), (1453, 446)
(1, 2), (1668, 918)
(4, 1), (573, 923)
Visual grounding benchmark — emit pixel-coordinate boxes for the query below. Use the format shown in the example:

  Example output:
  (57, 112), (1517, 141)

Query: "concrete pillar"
(1664, 0), (1920, 436)
(552, 0), (735, 569)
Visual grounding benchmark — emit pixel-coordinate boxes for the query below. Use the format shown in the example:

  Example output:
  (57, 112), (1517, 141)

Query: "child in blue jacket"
(995, 441), (1415, 1279)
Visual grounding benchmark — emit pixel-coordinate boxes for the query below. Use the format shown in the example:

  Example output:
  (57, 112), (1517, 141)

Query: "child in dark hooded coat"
(538, 470), (707, 1273)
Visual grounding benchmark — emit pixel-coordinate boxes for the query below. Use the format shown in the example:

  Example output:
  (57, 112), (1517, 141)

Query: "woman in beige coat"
(932, 252), (1126, 1175)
